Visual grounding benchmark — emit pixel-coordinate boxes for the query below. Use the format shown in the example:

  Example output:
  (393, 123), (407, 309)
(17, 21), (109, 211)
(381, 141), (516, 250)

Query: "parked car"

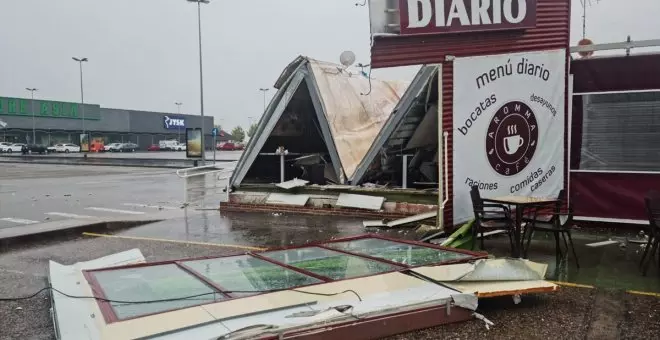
(159, 140), (180, 151)
(173, 142), (186, 151)
(105, 143), (123, 152)
(0, 142), (12, 149)
(90, 141), (105, 153)
(119, 143), (138, 152)
(147, 144), (161, 151)
(52, 143), (81, 153)
(3, 143), (25, 153)
(22, 144), (48, 155)
(217, 142), (243, 151)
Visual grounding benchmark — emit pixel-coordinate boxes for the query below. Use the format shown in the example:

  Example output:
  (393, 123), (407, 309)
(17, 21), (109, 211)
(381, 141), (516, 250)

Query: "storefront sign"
(452, 49), (565, 223)
(0, 97), (101, 120)
(186, 128), (202, 158)
(164, 116), (185, 130)
(399, 0), (537, 35)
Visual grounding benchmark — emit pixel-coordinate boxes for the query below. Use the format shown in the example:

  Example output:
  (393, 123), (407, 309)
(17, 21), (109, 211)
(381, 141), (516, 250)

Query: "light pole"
(25, 88), (38, 144)
(175, 102), (183, 142)
(187, 0), (209, 162)
(72, 57), (88, 144)
(259, 88), (269, 113)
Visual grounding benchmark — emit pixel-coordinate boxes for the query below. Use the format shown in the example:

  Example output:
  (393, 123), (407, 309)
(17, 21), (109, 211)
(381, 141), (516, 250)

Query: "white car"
(174, 142), (186, 151)
(3, 143), (25, 153)
(0, 142), (12, 152)
(105, 143), (123, 152)
(54, 143), (81, 153)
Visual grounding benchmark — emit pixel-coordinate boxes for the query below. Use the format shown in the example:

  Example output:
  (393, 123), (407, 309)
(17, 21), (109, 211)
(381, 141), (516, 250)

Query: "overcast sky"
(1, 0), (659, 131)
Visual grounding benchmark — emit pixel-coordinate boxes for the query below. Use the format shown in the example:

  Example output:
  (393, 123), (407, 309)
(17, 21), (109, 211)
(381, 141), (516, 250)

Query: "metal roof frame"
(231, 56), (407, 187)
(230, 63), (308, 187)
(570, 38), (660, 54)
(350, 65), (439, 185)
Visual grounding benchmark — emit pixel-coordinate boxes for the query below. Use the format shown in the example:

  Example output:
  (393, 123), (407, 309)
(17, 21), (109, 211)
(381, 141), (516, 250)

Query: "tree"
(247, 123), (258, 138)
(231, 126), (246, 142)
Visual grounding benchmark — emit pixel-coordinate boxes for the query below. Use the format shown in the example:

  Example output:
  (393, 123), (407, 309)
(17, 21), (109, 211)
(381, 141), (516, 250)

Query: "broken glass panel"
(182, 255), (323, 297)
(261, 246), (400, 280)
(326, 238), (472, 266)
(91, 264), (224, 320)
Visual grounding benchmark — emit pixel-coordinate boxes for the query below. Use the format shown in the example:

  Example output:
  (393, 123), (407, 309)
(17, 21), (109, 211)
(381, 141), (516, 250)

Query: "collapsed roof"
(351, 65), (440, 187)
(230, 56), (410, 187)
(49, 234), (558, 339)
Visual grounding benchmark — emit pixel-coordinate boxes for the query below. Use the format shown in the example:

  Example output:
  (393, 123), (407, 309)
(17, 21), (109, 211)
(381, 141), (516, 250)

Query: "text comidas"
(407, 0), (529, 28)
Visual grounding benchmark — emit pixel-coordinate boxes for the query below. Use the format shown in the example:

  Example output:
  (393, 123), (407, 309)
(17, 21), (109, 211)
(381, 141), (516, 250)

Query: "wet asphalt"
(0, 163), (231, 229)
(0, 163), (658, 339)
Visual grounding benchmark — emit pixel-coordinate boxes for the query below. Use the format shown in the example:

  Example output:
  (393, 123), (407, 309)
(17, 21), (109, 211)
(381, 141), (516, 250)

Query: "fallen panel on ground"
(276, 178), (310, 190)
(49, 249), (145, 340)
(335, 193), (385, 210)
(265, 193), (310, 206)
(386, 211), (438, 227)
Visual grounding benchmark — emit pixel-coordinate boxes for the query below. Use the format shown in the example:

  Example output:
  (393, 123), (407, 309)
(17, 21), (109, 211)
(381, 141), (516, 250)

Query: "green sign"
(0, 97), (101, 120)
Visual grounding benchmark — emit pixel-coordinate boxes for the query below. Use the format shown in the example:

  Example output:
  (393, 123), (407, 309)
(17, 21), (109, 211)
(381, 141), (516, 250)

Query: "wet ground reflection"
(117, 209), (659, 293)
(119, 209), (412, 249)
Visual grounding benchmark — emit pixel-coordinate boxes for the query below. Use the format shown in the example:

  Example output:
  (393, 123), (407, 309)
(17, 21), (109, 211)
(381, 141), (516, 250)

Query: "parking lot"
(0, 163), (231, 229)
(0, 149), (243, 160)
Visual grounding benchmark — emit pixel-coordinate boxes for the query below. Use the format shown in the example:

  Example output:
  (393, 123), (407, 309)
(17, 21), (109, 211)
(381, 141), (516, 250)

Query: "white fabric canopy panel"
(230, 56), (410, 187)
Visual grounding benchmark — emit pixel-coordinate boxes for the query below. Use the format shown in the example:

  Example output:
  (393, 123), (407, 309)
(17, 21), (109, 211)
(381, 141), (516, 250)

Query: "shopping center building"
(0, 96), (215, 150)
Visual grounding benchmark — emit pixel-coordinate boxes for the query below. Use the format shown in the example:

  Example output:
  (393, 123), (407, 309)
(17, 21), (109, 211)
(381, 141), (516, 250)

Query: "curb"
(0, 218), (162, 249)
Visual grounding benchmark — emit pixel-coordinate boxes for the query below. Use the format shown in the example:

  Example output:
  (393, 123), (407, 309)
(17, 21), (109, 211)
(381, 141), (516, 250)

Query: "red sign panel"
(399, 0), (537, 35)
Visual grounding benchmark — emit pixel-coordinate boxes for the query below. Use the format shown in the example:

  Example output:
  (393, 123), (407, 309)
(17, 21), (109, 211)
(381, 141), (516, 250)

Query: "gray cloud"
(1, 0), (657, 131)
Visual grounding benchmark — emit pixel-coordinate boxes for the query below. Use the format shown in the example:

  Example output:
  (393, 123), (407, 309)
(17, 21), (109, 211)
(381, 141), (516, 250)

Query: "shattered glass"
(261, 246), (400, 280)
(91, 264), (224, 319)
(326, 238), (471, 266)
(182, 255), (323, 296)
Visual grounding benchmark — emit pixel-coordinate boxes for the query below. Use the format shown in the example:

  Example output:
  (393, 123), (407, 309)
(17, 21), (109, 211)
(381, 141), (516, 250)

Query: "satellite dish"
(577, 38), (594, 58)
(339, 51), (356, 68)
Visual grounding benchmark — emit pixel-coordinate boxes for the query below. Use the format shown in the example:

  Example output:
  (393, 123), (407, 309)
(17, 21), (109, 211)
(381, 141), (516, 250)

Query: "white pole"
(195, 0), (207, 164)
(437, 64), (444, 229)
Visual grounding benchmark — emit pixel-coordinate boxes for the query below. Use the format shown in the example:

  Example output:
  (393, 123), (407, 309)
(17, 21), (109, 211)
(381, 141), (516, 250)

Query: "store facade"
(367, 0), (571, 226)
(0, 96), (215, 150)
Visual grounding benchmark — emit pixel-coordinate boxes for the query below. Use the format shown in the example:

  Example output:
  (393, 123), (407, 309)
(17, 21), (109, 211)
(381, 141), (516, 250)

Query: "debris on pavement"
(336, 193), (386, 210)
(265, 193), (310, 206)
(362, 220), (386, 228)
(386, 211), (437, 228)
(275, 178), (309, 190)
(585, 240), (619, 248)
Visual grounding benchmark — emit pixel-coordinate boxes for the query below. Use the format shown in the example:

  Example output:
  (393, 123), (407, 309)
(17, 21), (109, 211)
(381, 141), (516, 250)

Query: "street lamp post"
(72, 57), (88, 144)
(259, 88), (269, 113)
(175, 102), (183, 142)
(187, 0), (209, 163)
(25, 88), (38, 144)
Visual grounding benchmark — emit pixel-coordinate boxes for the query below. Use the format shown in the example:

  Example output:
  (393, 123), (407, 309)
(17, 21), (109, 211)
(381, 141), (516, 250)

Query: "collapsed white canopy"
(230, 56), (410, 186)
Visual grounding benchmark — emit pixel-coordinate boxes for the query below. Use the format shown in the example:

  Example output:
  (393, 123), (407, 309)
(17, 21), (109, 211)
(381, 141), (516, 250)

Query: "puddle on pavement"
(485, 231), (660, 293)
(117, 210), (659, 293)
(118, 210), (410, 248)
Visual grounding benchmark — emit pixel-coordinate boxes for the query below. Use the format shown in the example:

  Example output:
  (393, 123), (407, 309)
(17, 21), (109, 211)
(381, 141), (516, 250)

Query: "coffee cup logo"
(486, 101), (539, 176)
(504, 134), (524, 155)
